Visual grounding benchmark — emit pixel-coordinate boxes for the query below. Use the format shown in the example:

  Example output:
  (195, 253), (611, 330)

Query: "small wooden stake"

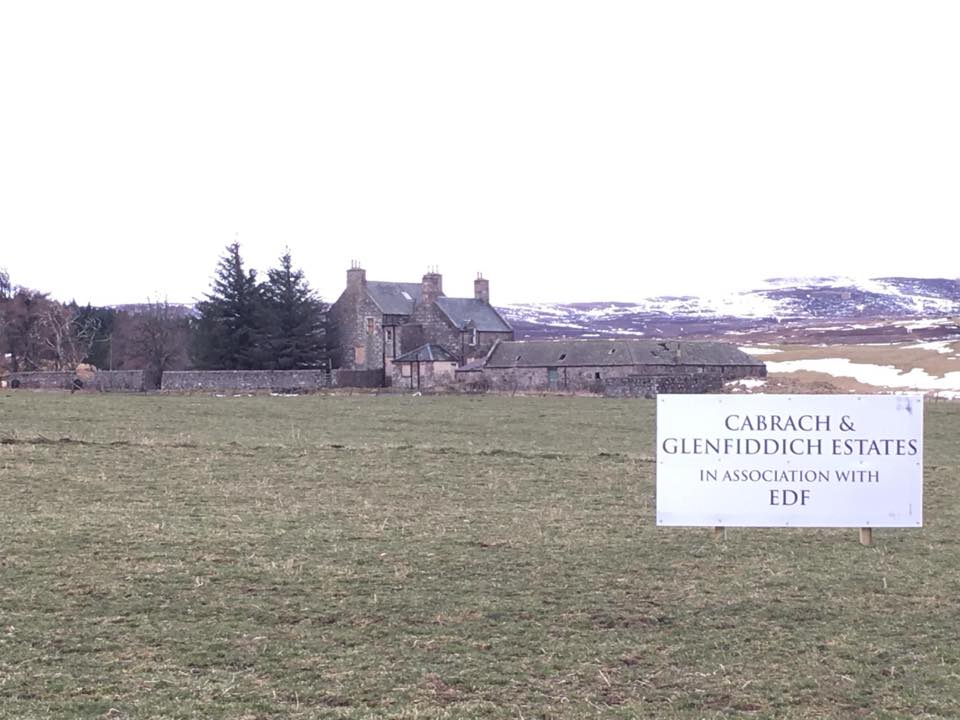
(859, 527), (873, 546)
(713, 526), (727, 542)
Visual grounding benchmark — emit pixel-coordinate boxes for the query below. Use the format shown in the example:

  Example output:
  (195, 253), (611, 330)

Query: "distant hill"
(497, 277), (960, 344)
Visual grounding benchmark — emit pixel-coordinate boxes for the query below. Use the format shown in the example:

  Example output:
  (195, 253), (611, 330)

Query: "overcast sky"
(2, 2), (958, 306)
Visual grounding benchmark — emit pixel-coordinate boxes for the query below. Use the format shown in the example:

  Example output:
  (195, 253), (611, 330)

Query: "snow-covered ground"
(766, 358), (960, 399)
(729, 378), (768, 390)
(739, 346), (782, 356)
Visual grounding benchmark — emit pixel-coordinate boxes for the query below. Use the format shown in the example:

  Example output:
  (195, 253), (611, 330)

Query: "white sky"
(1, 1), (958, 306)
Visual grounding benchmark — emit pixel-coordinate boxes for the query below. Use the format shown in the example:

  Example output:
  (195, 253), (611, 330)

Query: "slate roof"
(434, 297), (512, 332)
(366, 282), (422, 315)
(456, 359), (486, 373)
(484, 339), (765, 368)
(393, 344), (459, 363)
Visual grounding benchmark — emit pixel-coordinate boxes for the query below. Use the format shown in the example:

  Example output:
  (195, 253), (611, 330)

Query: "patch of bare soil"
(759, 372), (886, 395)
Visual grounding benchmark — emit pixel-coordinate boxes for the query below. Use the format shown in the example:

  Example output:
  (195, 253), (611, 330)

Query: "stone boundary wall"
(3, 372), (76, 390)
(481, 365), (751, 397)
(332, 369), (384, 388)
(93, 370), (151, 392)
(2, 370), (148, 392)
(601, 374), (724, 398)
(159, 369), (383, 392)
(161, 370), (332, 392)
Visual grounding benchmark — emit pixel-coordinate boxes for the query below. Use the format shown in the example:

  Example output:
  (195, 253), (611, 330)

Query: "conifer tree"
(192, 243), (266, 369)
(261, 250), (327, 369)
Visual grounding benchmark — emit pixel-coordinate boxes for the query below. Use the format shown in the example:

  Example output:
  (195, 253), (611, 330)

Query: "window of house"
(366, 317), (375, 334)
(559, 353), (566, 361)
(385, 327), (393, 342)
(595, 372), (601, 379)
(469, 328), (478, 346)
(400, 364), (411, 377)
(354, 346), (366, 365)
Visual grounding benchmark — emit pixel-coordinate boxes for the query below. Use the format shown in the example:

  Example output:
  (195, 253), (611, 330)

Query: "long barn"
(477, 339), (766, 396)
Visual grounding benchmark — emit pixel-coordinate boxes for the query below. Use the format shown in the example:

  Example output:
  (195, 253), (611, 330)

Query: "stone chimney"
(421, 267), (443, 305)
(347, 260), (366, 291)
(474, 273), (490, 303)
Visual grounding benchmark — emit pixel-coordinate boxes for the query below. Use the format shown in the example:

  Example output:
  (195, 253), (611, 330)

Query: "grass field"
(2, 392), (960, 719)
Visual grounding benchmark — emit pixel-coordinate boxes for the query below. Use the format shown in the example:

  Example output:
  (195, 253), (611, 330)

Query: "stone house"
(326, 264), (513, 383)
(478, 339), (766, 396)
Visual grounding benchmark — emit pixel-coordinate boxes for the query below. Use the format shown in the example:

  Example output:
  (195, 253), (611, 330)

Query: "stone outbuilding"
(478, 339), (766, 396)
(390, 344), (459, 390)
(326, 264), (513, 384)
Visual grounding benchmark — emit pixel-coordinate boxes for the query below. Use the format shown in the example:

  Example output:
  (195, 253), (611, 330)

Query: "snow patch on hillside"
(499, 276), (960, 332)
(767, 358), (960, 394)
(740, 346), (782, 356)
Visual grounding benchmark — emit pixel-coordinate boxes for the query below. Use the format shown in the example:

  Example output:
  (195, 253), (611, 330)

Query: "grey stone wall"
(454, 369), (489, 392)
(601, 374), (723, 397)
(3, 370), (149, 392)
(159, 369), (382, 392)
(161, 370), (332, 392)
(406, 303), (460, 358)
(397, 322), (425, 356)
(390, 360), (457, 391)
(3, 371), (77, 390)
(721, 365), (767, 380)
(93, 370), (151, 392)
(482, 364), (762, 396)
(332, 369), (384, 389)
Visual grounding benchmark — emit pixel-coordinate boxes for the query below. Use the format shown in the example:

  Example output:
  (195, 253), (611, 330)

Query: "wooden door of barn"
(547, 367), (559, 390)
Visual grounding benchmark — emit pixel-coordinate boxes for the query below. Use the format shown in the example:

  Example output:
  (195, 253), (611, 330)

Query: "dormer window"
(469, 328), (478, 346)
(558, 353), (566, 361)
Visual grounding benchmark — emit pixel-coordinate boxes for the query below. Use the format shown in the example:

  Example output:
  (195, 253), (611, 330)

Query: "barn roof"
(393, 344), (459, 363)
(484, 339), (765, 368)
(434, 297), (512, 332)
(366, 282), (423, 315)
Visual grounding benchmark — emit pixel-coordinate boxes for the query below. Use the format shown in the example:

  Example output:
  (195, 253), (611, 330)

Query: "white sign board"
(656, 394), (923, 527)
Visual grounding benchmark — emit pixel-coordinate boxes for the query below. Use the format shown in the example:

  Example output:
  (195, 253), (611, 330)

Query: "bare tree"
(130, 299), (189, 386)
(39, 303), (100, 371)
(2, 289), (52, 371)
